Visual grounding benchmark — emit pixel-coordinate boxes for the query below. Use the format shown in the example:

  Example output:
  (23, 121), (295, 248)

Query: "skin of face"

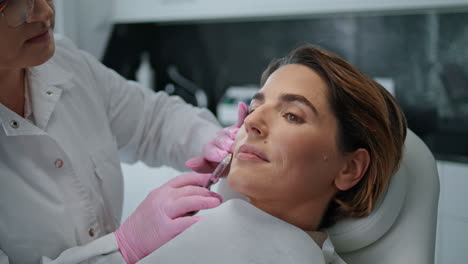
(228, 64), (348, 230)
(0, 0), (55, 70)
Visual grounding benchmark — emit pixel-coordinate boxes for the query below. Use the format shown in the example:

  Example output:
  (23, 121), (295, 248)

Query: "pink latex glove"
(186, 102), (248, 173)
(114, 173), (222, 264)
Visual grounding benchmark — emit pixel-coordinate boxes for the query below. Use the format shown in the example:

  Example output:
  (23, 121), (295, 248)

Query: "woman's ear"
(335, 148), (370, 191)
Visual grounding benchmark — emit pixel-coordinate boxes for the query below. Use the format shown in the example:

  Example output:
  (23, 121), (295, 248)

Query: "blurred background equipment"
(217, 86), (258, 126)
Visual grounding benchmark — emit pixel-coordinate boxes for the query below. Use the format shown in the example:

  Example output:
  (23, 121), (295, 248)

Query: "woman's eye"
(248, 107), (255, 115)
(284, 113), (304, 124)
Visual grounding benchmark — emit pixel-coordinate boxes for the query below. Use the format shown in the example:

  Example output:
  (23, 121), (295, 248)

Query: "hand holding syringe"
(203, 153), (232, 190)
(187, 153), (232, 216)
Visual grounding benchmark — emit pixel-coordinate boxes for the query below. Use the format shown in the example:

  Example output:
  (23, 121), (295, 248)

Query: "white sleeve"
(41, 233), (125, 264)
(80, 49), (221, 171)
(0, 249), (9, 264)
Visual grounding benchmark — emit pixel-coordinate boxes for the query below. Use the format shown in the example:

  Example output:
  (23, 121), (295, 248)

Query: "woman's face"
(228, 64), (346, 211)
(0, 0), (55, 70)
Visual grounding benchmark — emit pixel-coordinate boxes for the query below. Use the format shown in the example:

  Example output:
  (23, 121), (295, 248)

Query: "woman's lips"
(237, 145), (270, 162)
(27, 30), (50, 43)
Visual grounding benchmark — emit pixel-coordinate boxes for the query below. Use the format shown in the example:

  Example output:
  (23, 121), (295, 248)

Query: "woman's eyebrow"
(280, 93), (319, 116)
(251, 92), (265, 102)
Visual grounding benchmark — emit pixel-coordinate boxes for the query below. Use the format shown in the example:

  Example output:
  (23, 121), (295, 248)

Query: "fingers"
(213, 128), (237, 153)
(185, 157), (217, 173)
(185, 133), (231, 172)
(170, 215), (204, 238)
(167, 195), (222, 219)
(185, 104), (247, 174)
(167, 173), (211, 188)
(185, 157), (207, 172)
(235, 101), (249, 128)
(172, 185), (221, 200)
(202, 141), (230, 163)
(218, 126), (239, 140)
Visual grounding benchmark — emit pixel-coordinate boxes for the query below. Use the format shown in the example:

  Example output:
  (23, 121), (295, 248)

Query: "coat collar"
(0, 56), (74, 135)
(28, 57), (74, 131)
(29, 56), (73, 89)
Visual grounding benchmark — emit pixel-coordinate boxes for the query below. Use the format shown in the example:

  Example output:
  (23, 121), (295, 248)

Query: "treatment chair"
(325, 129), (440, 264)
(216, 129), (440, 264)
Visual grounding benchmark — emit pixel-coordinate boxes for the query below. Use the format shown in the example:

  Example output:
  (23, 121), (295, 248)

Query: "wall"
(54, 0), (114, 59)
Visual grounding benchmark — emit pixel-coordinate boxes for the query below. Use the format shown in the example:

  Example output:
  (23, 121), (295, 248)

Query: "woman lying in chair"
(140, 44), (408, 264)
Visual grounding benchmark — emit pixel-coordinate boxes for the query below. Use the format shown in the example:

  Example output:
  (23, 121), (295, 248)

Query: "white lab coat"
(0, 35), (221, 264)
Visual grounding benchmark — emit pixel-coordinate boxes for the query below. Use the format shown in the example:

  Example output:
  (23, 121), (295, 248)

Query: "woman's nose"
(27, 0), (54, 24)
(244, 108), (268, 138)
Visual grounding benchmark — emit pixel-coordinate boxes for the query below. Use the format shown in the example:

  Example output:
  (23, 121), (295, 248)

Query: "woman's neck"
(0, 68), (26, 117)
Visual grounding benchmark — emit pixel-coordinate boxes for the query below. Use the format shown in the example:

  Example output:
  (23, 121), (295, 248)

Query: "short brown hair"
(261, 45), (407, 228)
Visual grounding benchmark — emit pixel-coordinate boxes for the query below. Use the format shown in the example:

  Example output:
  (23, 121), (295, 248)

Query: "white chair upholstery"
(326, 129), (440, 264)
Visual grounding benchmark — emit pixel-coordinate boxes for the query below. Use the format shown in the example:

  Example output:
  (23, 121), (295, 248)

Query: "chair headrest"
(325, 161), (408, 253)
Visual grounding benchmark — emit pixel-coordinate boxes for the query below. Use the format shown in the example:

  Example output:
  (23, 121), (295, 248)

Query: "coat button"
(9, 120), (19, 129)
(54, 159), (63, 168)
(88, 228), (95, 237)
(46, 90), (53, 95)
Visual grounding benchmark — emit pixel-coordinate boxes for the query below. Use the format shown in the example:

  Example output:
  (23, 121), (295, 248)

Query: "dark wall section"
(102, 12), (468, 162)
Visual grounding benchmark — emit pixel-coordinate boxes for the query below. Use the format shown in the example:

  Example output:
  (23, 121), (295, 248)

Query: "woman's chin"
(227, 170), (256, 198)
(32, 47), (55, 67)
(227, 171), (246, 193)
(26, 38), (55, 67)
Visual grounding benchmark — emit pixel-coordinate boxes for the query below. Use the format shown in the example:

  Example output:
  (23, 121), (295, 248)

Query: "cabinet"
(113, 0), (468, 23)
